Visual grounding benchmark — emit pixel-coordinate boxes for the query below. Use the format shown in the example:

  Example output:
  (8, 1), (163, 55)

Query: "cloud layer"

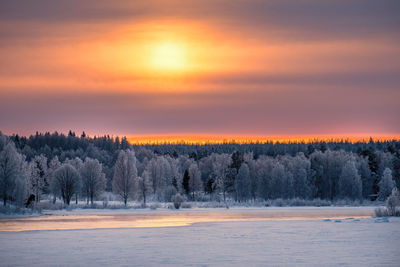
(1, 0), (399, 137)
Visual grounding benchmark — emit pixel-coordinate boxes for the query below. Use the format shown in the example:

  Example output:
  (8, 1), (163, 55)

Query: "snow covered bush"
(171, 193), (186, 209)
(386, 188), (400, 216)
(374, 188), (400, 217)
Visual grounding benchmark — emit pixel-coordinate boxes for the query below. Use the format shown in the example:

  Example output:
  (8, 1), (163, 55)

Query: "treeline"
(1, 131), (399, 207)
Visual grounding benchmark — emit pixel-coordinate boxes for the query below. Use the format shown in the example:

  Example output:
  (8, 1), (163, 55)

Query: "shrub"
(374, 207), (389, 217)
(386, 188), (399, 215)
(374, 188), (400, 217)
(171, 193), (186, 209)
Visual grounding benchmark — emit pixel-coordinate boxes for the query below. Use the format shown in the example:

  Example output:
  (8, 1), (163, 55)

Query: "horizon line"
(3, 131), (400, 145)
(127, 135), (400, 145)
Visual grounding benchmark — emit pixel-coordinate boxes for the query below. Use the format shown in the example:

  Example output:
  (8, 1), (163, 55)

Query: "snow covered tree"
(64, 157), (83, 204)
(255, 156), (274, 200)
(112, 150), (137, 206)
(270, 163), (286, 199)
(0, 132), (7, 151)
(212, 153), (232, 202)
(188, 163), (202, 199)
(235, 163), (251, 202)
(310, 150), (351, 199)
(356, 156), (373, 198)
(28, 154), (48, 203)
(52, 164), (81, 205)
(0, 143), (26, 206)
(338, 160), (362, 200)
(80, 158), (106, 205)
(291, 153), (312, 199)
(64, 157), (83, 171)
(145, 157), (165, 200)
(171, 193), (186, 209)
(48, 156), (61, 203)
(386, 188), (400, 216)
(137, 170), (153, 206)
(245, 155), (258, 201)
(378, 168), (395, 201)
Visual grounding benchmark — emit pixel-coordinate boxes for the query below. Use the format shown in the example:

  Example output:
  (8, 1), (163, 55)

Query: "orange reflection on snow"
(0, 209), (373, 232)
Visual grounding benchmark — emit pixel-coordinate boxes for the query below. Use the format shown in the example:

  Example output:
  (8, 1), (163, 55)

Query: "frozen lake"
(0, 207), (399, 266)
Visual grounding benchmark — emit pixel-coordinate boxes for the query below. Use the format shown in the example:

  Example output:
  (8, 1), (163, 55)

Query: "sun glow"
(150, 42), (188, 72)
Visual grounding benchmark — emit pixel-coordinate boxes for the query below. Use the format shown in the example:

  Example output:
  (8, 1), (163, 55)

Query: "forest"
(1, 131), (399, 208)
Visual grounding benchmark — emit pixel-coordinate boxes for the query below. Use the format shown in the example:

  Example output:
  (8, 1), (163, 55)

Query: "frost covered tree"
(310, 150), (351, 199)
(28, 155), (48, 203)
(0, 132), (7, 151)
(212, 153), (232, 202)
(112, 150), (137, 206)
(386, 188), (400, 215)
(145, 157), (165, 200)
(138, 173), (153, 205)
(255, 156), (274, 200)
(235, 163), (251, 202)
(137, 170), (153, 206)
(52, 164), (81, 205)
(64, 157), (83, 204)
(80, 158), (106, 205)
(244, 154), (258, 200)
(338, 160), (362, 200)
(270, 163), (286, 199)
(188, 163), (202, 199)
(0, 143), (27, 206)
(378, 168), (395, 201)
(357, 157), (373, 198)
(292, 153), (312, 199)
(48, 156), (61, 203)
(64, 157), (83, 171)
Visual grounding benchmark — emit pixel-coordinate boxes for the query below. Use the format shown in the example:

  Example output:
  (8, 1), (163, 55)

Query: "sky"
(0, 0), (399, 141)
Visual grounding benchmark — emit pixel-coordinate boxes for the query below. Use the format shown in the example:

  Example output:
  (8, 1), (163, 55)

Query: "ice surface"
(0, 207), (399, 266)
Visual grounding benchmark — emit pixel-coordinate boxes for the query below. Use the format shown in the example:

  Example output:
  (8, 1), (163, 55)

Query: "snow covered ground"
(0, 207), (399, 266)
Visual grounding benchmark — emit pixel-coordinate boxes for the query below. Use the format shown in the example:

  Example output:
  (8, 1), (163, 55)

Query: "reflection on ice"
(0, 207), (374, 232)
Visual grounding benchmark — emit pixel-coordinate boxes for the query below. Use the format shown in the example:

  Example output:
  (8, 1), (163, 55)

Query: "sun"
(150, 42), (188, 72)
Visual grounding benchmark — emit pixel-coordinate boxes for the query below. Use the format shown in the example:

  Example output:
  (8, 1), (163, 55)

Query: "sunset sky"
(1, 0), (399, 141)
